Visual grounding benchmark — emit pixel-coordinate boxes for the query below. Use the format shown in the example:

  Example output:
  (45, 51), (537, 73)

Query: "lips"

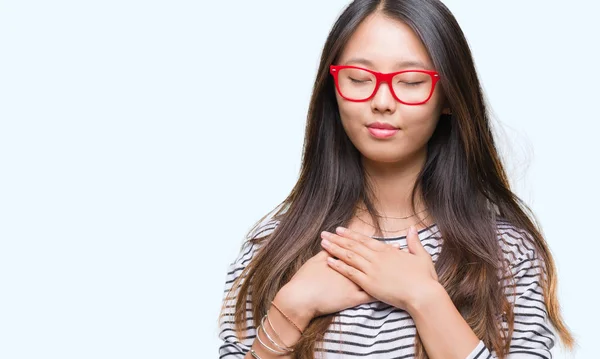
(366, 122), (399, 130)
(367, 127), (399, 139)
(366, 122), (400, 139)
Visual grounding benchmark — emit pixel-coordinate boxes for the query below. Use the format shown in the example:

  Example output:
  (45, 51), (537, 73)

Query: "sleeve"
(218, 240), (258, 358)
(218, 219), (279, 358)
(464, 227), (555, 359)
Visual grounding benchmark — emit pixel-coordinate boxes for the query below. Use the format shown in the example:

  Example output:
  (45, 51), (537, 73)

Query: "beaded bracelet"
(270, 300), (304, 334)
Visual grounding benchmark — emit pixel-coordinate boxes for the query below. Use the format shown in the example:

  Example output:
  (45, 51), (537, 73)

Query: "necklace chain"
(355, 211), (431, 234)
(355, 206), (428, 220)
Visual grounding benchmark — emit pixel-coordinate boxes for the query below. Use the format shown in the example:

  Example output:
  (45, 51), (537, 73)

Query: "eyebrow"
(343, 57), (432, 70)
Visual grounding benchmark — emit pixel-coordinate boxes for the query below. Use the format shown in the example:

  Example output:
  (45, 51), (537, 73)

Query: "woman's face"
(334, 13), (448, 164)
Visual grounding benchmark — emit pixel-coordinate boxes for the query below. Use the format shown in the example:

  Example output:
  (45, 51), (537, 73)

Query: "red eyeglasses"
(329, 65), (440, 105)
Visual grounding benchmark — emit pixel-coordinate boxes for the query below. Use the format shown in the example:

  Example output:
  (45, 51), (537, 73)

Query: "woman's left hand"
(320, 225), (440, 312)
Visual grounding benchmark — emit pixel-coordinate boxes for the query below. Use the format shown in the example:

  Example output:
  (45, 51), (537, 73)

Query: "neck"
(360, 148), (428, 217)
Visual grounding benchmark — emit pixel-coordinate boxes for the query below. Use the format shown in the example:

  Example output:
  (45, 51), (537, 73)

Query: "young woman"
(218, 1), (574, 358)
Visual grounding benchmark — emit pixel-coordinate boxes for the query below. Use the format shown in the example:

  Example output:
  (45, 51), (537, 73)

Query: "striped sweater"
(218, 219), (555, 358)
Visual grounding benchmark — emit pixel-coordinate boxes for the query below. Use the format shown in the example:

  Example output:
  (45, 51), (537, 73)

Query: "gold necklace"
(355, 212), (431, 234)
(354, 205), (428, 220)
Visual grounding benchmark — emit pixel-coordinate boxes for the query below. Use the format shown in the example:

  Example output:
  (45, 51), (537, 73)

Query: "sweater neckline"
(370, 222), (438, 241)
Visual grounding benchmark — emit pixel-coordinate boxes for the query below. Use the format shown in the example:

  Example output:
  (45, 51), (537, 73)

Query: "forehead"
(337, 13), (434, 71)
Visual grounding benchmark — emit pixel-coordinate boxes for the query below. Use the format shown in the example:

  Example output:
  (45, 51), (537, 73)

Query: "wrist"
(406, 280), (446, 316)
(273, 287), (314, 331)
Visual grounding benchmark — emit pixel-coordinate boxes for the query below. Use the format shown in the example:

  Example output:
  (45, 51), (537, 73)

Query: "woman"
(218, 0), (574, 358)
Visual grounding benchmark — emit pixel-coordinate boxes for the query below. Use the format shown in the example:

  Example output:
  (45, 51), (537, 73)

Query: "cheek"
(336, 98), (368, 135)
(403, 108), (440, 132)
(404, 114), (440, 148)
(401, 93), (444, 140)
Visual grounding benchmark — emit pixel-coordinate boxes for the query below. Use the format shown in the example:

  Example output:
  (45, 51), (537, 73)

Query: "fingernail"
(336, 226), (346, 234)
(321, 239), (331, 247)
(321, 231), (330, 238)
(410, 226), (417, 235)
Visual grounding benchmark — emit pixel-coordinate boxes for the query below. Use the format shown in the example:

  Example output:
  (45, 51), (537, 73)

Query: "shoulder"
(229, 217), (281, 270)
(494, 219), (548, 287)
(222, 217), (281, 307)
(495, 219), (539, 264)
(247, 217), (281, 241)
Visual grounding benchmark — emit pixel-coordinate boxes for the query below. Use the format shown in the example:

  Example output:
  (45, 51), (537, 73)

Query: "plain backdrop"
(0, 0), (598, 358)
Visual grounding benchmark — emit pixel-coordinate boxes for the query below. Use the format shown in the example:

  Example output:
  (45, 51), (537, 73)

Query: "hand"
(275, 250), (377, 327)
(319, 225), (439, 312)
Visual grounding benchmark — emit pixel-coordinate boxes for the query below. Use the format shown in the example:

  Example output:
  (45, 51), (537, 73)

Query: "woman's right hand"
(273, 249), (377, 328)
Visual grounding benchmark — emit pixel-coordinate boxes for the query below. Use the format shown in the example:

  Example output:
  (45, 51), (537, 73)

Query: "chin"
(360, 148), (406, 164)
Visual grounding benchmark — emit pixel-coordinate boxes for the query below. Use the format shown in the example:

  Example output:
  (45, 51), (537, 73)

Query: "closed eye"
(350, 77), (371, 83)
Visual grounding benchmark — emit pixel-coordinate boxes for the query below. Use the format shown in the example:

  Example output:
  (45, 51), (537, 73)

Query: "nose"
(370, 80), (397, 114)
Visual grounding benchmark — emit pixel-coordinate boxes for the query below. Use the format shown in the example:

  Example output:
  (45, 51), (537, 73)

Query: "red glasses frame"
(329, 65), (441, 105)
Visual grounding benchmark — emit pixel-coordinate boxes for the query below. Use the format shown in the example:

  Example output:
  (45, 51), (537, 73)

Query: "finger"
(406, 226), (429, 257)
(390, 242), (410, 252)
(321, 235), (371, 272)
(334, 226), (388, 253)
(322, 230), (375, 263)
(326, 256), (368, 288)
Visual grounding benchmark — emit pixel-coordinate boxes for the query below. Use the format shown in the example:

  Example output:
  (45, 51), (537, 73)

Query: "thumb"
(406, 226), (428, 257)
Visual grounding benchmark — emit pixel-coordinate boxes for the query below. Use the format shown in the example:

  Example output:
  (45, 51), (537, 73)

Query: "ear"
(440, 97), (452, 115)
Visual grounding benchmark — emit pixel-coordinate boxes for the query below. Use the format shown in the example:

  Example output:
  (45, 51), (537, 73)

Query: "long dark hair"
(222, 0), (574, 357)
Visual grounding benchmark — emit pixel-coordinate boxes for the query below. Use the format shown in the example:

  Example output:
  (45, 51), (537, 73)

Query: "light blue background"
(0, 1), (597, 358)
